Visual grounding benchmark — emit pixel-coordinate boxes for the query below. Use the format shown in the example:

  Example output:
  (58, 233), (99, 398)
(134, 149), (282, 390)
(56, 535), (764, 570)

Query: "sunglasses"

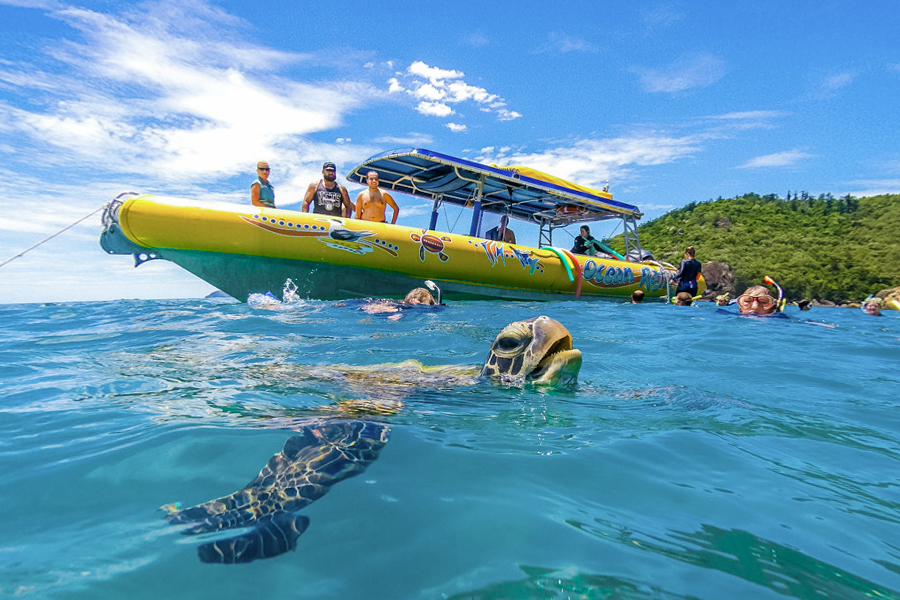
(258, 167), (270, 171)
(737, 294), (775, 309)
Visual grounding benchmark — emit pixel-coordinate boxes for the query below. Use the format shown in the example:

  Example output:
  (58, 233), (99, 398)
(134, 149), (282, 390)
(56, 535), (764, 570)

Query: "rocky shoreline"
(698, 260), (900, 309)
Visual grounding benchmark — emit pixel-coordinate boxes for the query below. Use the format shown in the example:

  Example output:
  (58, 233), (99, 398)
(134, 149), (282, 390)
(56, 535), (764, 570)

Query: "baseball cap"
(322, 162), (336, 171)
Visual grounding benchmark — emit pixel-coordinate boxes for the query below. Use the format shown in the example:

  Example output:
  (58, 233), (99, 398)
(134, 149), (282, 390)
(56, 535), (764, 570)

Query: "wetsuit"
(673, 258), (702, 294)
(571, 235), (599, 255)
(252, 177), (275, 208)
(312, 181), (345, 216)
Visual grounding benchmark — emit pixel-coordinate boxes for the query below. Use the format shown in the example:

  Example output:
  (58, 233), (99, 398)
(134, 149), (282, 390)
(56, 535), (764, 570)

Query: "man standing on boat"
(485, 214), (516, 244)
(356, 170), (399, 224)
(250, 161), (276, 208)
(302, 162), (354, 218)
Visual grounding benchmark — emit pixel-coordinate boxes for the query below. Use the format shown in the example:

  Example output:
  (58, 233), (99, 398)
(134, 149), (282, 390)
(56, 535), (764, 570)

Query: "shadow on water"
(445, 564), (696, 600)
(564, 519), (900, 600)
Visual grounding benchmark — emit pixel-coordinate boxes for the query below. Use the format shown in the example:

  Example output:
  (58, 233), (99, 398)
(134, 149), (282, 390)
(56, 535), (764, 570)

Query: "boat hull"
(101, 195), (700, 302)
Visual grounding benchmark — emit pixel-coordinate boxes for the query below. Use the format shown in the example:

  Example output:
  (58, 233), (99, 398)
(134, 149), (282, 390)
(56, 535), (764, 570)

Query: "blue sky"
(1, 0), (898, 303)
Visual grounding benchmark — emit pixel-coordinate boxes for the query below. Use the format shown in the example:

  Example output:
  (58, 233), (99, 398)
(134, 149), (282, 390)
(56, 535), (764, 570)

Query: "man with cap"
(250, 161), (276, 208)
(302, 161), (354, 217)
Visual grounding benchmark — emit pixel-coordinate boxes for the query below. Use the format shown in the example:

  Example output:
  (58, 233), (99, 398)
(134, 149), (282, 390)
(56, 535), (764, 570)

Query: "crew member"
(356, 171), (399, 224)
(250, 161), (275, 208)
(302, 162), (354, 217)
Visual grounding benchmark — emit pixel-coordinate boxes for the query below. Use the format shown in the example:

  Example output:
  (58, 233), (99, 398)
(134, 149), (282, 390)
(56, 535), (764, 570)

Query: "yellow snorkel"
(763, 276), (786, 312)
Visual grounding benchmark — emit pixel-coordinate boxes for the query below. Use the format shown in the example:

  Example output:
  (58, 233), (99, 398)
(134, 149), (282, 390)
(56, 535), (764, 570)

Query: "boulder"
(699, 260), (736, 300)
(875, 286), (900, 311)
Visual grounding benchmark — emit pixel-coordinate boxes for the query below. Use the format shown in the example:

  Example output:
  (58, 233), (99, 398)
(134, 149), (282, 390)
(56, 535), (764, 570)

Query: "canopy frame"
(347, 148), (646, 255)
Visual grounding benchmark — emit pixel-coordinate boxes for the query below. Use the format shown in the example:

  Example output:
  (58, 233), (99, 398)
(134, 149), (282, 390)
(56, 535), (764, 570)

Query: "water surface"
(1, 298), (899, 599)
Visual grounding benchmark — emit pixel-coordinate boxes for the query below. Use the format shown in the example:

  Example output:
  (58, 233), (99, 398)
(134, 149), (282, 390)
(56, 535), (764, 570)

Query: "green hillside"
(613, 193), (900, 302)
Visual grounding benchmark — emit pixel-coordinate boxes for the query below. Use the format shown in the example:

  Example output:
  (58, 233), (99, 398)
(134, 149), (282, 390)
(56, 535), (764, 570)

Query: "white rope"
(0, 205), (105, 269)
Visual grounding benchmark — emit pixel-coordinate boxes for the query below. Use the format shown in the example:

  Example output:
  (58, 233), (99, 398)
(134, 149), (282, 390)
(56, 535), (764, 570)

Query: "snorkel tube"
(424, 280), (443, 305)
(763, 276), (786, 312)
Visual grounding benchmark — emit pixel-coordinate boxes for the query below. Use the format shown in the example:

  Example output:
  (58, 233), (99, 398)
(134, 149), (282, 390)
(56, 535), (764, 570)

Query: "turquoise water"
(2, 297), (900, 599)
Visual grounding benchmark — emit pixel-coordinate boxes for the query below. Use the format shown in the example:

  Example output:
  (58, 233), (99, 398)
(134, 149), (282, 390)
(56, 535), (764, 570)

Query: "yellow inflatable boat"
(100, 148), (702, 302)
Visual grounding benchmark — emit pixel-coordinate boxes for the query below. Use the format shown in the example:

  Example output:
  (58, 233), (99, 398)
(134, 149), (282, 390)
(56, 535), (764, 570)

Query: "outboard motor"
(626, 248), (655, 262)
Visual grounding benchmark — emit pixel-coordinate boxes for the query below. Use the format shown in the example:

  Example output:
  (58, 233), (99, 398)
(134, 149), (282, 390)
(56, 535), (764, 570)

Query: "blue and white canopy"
(347, 148), (642, 231)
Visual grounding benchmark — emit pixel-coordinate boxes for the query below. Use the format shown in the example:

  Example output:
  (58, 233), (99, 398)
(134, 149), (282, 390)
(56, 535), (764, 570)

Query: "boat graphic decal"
(410, 230), (452, 262)
(241, 215), (399, 257)
(582, 259), (637, 289)
(511, 248), (543, 275)
(241, 215), (329, 237)
(638, 266), (668, 292)
(471, 240), (543, 274)
(476, 240), (507, 266)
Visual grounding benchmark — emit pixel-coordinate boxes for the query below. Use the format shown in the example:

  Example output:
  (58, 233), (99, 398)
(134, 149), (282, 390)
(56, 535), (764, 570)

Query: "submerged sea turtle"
(161, 316), (581, 564)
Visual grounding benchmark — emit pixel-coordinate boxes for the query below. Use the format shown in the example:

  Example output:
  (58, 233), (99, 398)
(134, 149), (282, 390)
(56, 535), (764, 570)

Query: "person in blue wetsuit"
(672, 246), (701, 296)
(250, 161), (276, 208)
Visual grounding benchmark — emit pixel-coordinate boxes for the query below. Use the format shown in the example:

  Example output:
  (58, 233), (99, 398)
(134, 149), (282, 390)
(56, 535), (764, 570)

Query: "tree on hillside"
(615, 193), (900, 303)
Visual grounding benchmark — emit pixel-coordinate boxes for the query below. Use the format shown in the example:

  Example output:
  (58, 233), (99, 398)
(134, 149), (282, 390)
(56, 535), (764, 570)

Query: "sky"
(1, 0), (898, 303)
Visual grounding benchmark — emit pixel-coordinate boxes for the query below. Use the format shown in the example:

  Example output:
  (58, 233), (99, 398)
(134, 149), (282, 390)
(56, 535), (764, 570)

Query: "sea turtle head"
(480, 315), (582, 387)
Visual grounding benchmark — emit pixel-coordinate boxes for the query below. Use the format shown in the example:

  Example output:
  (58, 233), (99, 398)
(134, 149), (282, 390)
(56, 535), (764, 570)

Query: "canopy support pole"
(468, 174), (486, 237)
(428, 195), (442, 231)
(539, 221), (553, 247)
(621, 215), (643, 261)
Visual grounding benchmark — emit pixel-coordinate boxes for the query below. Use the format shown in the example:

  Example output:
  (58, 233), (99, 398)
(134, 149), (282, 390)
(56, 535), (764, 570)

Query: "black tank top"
(313, 181), (344, 216)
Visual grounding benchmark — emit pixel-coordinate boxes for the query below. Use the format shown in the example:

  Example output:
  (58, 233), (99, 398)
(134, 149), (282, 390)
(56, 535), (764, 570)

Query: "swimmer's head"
(403, 288), (436, 305)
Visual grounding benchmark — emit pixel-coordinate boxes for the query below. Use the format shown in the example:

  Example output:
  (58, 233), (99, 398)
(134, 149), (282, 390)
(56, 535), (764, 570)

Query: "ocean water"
(1, 297), (900, 600)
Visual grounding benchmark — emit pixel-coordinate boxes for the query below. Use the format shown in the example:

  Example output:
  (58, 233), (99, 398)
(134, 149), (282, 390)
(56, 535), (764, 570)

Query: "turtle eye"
(496, 335), (526, 352)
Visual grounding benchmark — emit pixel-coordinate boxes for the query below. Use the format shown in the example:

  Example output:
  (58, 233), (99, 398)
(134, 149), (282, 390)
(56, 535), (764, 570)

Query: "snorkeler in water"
(360, 281), (444, 321)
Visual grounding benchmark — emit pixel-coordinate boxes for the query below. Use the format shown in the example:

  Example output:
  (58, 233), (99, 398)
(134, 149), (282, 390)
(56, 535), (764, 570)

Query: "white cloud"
(391, 60), (520, 121)
(407, 61), (464, 84)
(387, 77), (405, 93)
(413, 83), (447, 102)
(537, 32), (597, 54)
(0, 3), (377, 183)
(372, 133), (434, 146)
(701, 110), (788, 131)
(464, 32), (489, 48)
(707, 110), (786, 121)
(474, 133), (702, 190)
(844, 179), (900, 197)
(496, 109), (522, 122)
(632, 53), (727, 93)
(446, 123), (467, 133)
(821, 71), (855, 92)
(640, 6), (682, 32)
(416, 101), (453, 117)
(738, 150), (813, 169)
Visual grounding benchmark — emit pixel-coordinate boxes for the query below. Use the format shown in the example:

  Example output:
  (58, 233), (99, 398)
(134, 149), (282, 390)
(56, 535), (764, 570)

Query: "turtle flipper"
(163, 420), (390, 541)
(197, 512), (310, 564)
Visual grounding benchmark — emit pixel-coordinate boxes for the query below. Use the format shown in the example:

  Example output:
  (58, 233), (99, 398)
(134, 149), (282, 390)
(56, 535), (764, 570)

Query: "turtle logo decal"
(410, 230), (452, 262)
